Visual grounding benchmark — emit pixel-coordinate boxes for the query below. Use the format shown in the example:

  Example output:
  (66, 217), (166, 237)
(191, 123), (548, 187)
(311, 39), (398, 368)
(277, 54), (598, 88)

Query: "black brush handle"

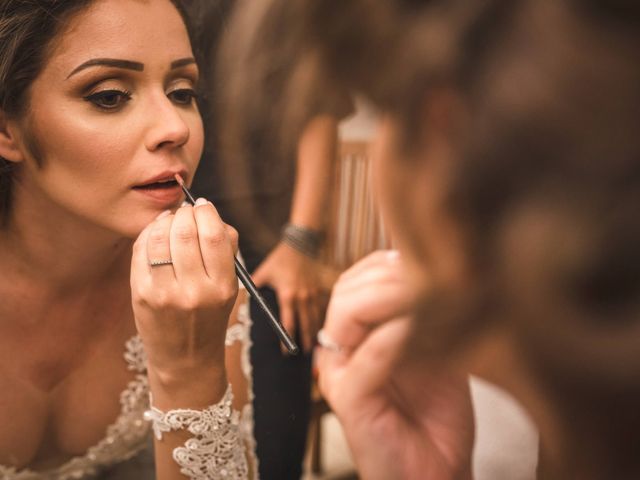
(234, 259), (299, 354)
(179, 181), (299, 354)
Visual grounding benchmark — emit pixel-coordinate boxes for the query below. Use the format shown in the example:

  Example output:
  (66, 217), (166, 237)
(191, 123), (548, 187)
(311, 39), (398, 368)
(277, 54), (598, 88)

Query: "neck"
(0, 186), (133, 296)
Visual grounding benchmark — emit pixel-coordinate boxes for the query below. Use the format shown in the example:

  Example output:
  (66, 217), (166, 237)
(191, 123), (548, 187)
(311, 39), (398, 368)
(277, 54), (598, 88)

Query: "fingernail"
(180, 201), (190, 207)
(387, 249), (401, 261)
(156, 209), (171, 220)
(195, 197), (208, 207)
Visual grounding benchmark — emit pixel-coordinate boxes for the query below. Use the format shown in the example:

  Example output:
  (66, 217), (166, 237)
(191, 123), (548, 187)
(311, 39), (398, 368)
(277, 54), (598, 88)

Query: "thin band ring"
(317, 329), (344, 353)
(149, 259), (173, 267)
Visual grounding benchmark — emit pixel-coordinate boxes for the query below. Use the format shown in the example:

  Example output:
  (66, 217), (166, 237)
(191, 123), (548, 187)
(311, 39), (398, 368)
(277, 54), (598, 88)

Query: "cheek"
(23, 103), (143, 232)
(188, 113), (205, 165)
(31, 103), (132, 183)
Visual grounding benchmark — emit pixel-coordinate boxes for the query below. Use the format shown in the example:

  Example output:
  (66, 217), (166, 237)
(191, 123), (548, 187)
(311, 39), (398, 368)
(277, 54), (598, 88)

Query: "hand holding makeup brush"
(130, 199), (239, 409)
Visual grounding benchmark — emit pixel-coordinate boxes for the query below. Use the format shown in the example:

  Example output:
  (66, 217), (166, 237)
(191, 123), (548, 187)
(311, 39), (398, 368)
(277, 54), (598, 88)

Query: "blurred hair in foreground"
(217, 0), (640, 477)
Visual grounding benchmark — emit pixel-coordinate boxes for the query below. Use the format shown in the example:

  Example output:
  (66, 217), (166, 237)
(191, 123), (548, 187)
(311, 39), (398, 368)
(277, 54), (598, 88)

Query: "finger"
(192, 199), (235, 281)
(334, 261), (405, 298)
(323, 276), (414, 353)
(147, 212), (177, 284)
(307, 292), (323, 346)
(296, 294), (313, 352)
(278, 293), (296, 354)
(170, 204), (207, 282)
(338, 250), (400, 282)
(317, 289), (331, 324)
(320, 316), (412, 404)
(344, 318), (419, 412)
(251, 264), (267, 288)
(225, 224), (239, 256)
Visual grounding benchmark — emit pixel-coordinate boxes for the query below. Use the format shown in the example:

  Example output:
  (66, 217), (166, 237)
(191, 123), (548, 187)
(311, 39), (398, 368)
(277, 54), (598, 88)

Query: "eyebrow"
(170, 57), (197, 69)
(67, 58), (143, 78)
(66, 57), (196, 79)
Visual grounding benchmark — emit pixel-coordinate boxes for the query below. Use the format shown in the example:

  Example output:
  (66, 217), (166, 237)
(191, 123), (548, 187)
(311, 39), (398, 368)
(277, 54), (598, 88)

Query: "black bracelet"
(281, 223), (324, 258)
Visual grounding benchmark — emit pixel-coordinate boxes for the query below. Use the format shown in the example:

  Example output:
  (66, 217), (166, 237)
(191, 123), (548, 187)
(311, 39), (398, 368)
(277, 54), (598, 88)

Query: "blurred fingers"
(318, 316), (412, 405)
(278, 291), (296, 354)
(251, 263), (267, 288)
(307, 291), (324, 346)
(323, 273), (414, 352)
(338, 250), (400, 282)
(296, 293), (313, 352)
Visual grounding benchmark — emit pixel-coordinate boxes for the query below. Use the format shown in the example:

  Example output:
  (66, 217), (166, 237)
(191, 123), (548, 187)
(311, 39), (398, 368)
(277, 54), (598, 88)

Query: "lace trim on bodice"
(0, 317), (256, 480)
(0, 337), (150, 480)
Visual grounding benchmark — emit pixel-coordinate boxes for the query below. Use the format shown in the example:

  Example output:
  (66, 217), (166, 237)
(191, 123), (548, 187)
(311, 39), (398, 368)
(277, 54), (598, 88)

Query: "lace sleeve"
(144, 261), (258, 480)
(225, 283), (259, 478)
(226, 252), (259, 477)
(145, 385), (249, 479)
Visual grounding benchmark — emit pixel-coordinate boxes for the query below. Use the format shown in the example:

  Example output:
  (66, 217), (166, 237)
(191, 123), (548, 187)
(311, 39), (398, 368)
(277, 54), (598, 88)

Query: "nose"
(143, 93), (190, 152)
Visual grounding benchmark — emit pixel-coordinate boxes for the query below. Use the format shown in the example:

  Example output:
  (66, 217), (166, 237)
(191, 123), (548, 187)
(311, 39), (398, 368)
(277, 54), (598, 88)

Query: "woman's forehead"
(45, 0), (192, 77)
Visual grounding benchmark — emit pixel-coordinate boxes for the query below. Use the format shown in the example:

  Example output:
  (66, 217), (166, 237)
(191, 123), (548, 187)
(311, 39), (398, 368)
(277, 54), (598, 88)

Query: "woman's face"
(12, 0), (203, 238)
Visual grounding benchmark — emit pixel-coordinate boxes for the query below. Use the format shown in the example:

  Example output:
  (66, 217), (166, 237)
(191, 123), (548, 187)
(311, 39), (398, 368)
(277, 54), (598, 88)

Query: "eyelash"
(168, 88), (199, 105)
(83, 88), (199, 111)
(83, 89), (132, 111)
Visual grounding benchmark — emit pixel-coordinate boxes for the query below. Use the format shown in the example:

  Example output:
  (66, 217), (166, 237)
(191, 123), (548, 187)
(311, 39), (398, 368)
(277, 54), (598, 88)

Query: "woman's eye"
(168, 88), (198, 105)
(83, 90), (132, 110)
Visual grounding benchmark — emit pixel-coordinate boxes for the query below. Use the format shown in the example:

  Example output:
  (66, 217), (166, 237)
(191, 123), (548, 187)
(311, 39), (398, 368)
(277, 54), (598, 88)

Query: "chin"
(106, 214), (158, 240)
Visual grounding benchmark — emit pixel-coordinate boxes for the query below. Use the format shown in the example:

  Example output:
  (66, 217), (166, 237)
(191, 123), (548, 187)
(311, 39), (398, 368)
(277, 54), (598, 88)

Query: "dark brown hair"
(0, 0), (192, 226)
(219, 0), (640, 474)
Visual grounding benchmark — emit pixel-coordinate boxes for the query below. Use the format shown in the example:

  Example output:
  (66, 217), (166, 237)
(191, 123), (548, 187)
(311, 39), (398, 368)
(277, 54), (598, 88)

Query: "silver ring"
(149, 259), (173, 267)
(317, 329), (344, 353)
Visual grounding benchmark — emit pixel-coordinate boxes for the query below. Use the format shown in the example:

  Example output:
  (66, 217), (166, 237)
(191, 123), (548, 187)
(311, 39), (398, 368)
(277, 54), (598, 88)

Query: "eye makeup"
(83, 89), (132, 110)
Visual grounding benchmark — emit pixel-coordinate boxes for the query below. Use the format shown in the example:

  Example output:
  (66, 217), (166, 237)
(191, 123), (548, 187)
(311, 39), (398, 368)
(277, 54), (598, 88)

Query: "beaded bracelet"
(281, 223), (324, 258)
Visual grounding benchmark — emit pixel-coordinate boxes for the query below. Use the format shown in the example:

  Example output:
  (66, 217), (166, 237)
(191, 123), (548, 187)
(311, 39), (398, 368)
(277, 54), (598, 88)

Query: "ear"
(0, 111), (26, 163)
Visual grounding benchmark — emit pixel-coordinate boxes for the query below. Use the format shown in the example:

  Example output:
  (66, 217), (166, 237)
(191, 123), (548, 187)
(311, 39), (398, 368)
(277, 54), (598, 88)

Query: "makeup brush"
(174, 173), (299, 355)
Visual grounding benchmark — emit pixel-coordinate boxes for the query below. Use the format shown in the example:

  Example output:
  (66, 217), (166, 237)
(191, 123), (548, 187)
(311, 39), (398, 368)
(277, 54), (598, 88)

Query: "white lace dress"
(0, 301), (257, 480)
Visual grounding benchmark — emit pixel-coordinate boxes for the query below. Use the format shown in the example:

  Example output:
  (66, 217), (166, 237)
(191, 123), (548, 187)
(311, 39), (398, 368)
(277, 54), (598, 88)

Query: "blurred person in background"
(184, 2), (351, 478)
(219, 0), (640, 478)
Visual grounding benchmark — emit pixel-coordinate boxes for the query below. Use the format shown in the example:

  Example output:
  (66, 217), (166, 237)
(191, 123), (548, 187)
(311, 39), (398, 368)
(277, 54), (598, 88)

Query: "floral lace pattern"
(0, 318), (256, 480)
(145, 385), (249, 479)
(232, 300), (259, 478)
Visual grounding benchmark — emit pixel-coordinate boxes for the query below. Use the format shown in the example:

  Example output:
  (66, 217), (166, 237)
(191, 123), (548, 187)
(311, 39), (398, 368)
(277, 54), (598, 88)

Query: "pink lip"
(134, 169), (188, 188)
(131, 169), (188, 206)
(133, 184), (183, 205)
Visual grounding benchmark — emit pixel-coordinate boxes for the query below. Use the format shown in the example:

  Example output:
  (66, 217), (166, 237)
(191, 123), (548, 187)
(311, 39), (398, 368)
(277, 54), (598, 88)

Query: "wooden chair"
(307, 140), (390, 475)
